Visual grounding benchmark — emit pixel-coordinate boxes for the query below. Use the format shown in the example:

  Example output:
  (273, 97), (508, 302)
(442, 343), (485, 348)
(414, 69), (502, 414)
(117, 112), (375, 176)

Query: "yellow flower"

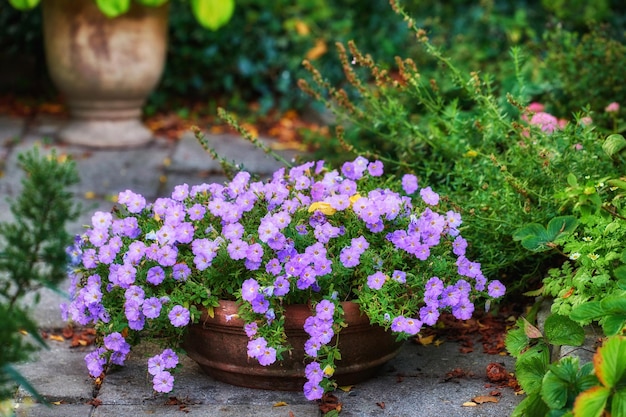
(308, 202), (336, 216)
(349, 193), (362, 206)
(588, 253), (600, 261)
(323, 365), (335, 377)
(464, 150), (478, 158)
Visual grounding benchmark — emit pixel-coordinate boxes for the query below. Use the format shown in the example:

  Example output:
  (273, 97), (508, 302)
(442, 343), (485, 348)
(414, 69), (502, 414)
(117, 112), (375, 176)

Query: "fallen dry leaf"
(376, 402), (385, 409)
(273, 401), (288, 407)
(338, 385), (354, 392)
(416, 334), (435, 345)
(319, 393), (342, 414)
(462, 401), (477, 407)
(49, 335), (65, 342)
(472, 395), (499, 404)
(486, 363), (509, 383)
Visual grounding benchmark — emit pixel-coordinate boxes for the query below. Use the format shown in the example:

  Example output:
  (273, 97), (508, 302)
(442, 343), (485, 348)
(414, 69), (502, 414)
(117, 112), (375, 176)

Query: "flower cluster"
(62, 156), (504, 400)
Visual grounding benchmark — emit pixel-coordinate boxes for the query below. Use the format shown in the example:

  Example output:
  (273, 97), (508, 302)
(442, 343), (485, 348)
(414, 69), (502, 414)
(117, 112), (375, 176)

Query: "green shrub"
(298, 4), (623, 290)
(0, 148), (80, 403)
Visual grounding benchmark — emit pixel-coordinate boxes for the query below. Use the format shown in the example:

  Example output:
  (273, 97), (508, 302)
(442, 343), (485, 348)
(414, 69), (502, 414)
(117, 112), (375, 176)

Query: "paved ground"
(0, 114), (524, 416)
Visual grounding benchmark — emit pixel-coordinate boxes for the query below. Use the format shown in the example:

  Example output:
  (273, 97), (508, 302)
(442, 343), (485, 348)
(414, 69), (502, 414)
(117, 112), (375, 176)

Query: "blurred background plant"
(0, 148), (79, 407)
(2, 0), (624, 119)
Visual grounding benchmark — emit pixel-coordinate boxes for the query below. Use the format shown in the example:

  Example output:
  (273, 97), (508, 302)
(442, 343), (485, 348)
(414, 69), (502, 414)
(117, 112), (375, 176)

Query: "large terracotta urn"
(184, 300), (403, 391)
(42, 0), (169, 148)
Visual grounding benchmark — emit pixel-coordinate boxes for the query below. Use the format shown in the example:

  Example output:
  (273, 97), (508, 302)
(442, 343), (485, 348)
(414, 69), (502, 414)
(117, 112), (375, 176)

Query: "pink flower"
(530, 112), (559, 134)
(605, 102), (620, 113)
(526, 102), (545, 113)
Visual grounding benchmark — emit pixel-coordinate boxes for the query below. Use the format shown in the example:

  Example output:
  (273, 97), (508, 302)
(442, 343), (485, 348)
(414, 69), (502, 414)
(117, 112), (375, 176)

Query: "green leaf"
(603, 134), (626, 158)
(512, 393), (550, 417)
(516, 345), (550, 394)
(573, 386), (610, 417)
(617, 265), (626, 281)
(506, 321), (531, 357)
(191, 0), (235, 31)
(513, 223), (546, 241)
(611, 388), (626, 417)
(549, 357), (580, 383)
(95, 0), (131, 18)
(566, 173), (579, 188)
(594, 336), (626, 388)
(601, 315), (626, 336)
(570, 301), (605, 322)
(600, 296), (626, 314)
(544, 314), (585, 346)
(135, 0), (168, 6)
(546, 216), (579, 241)
(608, 179), (626, 191)
(8, 0), (40, 9)
(542, 370), (570, 409)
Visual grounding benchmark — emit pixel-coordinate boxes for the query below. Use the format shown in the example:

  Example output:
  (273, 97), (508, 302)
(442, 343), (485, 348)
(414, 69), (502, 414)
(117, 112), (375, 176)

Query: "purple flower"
(168, 305), (190, 327)
(146, 266), (165, 285)
(104, 332), (129, 353)
(161, 349), (179, 369)
(487, 280), (506, 298)
(420, 186), (440, 205)
(244, 322), (258, 338)
(84, 348), (106, 377)
(172, 263), (191, 281)
(241, 279), (260, 302)
(187, 203), (206, 221)
(339, 246), (361, 268)
(247, 337), (267, 359)
(452, 298), (475, 320)
(152, 371), (174, 393)
(367, 271), (386, 290)
(452, 236), (467, 256)
(118, 189), (146, 214)
(425, 276), (443, 297)
(251, 294), (269, 314)
(404, 317), (422, 335)
(148, 354), (166, 376)
(303, 381), (324, 401)
(143, 297), (163, 319)
(367, 160), (384, 176)
(315, 300), (335, 321)
(257, 346), (277, 366)
(304, 338), (321, 357)
(419, 305), (440, 326)
(401, 174), (418, 194)
(305, 361), (324, 385)
(391, 316), (407, 333)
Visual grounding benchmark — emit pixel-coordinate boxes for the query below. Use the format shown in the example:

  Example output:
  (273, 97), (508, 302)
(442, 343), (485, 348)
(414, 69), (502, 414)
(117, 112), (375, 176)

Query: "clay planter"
(42, 0), (169, 148)
(184, 300), (403, 391)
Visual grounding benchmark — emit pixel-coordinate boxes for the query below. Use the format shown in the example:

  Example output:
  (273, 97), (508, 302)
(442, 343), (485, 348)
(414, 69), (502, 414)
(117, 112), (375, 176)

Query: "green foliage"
(537, 27), (626, 130)
(0, 148), (80, 402)
(506, 315), (592, 416)
(573, 336), (626, 417)
(299, 4), (623, 289)
(543, 174), (626, 316)
(513, 216), (579, 252)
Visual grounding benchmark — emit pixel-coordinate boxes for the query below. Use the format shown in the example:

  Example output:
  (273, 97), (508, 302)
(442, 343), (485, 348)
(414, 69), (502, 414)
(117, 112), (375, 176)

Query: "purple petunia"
(152, 371), (174, 393)
(401, 174), (418, 194)
(168, 305), (190, 327)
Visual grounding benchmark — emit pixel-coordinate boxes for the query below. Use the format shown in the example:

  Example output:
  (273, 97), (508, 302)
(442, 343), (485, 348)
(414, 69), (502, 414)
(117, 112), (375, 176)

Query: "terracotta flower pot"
(184, 300), (403, 391)
(41, 0), (169, 148)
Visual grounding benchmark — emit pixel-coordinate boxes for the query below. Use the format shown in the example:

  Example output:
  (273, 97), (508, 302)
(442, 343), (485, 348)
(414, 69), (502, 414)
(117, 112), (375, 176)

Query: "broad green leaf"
(545, 314), (585, 346)
(516, 345), (550, 394)
(570, 301), (605, 322)
(600, 315), (626, 336)
(546, 216), (578, 241)
(542, 370), (571, 409)
(136, 0), (168, 6)
(566, 173), (579, 188)
(594, 336), (626, 388)
(513, 223), (546, 241)
(603, 134), (626, 158)
(505, 322), (531, 357)
(512, 393), (550, 417)
(600, 296), (626, 314)
(8, 0), (40, 9)
(573, 386), (609, 417)
(549, 357), (580, 384)
(191, 0), (235, 31)
(611, 388), (626, 417)
(95, 0), (131, 17)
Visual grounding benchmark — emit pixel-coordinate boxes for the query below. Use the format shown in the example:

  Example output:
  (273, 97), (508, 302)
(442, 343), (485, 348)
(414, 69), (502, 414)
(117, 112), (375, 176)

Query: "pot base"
(184, 301), (403, 391)
(57, 119), (154, 148)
